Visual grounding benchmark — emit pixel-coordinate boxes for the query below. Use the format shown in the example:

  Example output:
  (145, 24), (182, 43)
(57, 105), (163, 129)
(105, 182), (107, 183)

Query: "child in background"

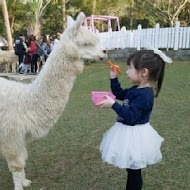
(96, 49), (172, 190)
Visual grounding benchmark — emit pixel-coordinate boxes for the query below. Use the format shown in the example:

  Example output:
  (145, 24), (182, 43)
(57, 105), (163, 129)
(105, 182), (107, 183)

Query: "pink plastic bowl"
(91, 91), (116, 104)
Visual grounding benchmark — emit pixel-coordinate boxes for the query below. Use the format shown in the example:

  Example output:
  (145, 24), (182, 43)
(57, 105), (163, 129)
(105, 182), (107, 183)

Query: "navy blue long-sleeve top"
(111, 78), (154, 126)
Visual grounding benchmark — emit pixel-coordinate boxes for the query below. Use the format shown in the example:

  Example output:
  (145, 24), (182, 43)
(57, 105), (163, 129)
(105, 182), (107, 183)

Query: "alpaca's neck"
(33, 58), (77, 100)
(29, 40), (82, 128)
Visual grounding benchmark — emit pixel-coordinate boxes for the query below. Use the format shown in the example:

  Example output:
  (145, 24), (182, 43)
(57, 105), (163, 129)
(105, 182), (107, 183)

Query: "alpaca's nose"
(103, 50), (107, 54)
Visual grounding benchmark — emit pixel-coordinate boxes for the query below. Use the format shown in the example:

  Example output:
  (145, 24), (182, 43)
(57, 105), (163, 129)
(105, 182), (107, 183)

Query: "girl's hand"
(96, 95), (115, 108)
(110, 67), (119, 79)
(107, 61), (121, 77)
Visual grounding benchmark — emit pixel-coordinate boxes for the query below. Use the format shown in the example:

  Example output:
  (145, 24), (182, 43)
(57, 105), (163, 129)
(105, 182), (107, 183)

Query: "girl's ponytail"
(155, 61), (165, 98)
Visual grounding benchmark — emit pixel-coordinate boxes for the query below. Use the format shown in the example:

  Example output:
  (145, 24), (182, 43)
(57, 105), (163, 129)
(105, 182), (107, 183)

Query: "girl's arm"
(111, 78), (129, 100)
(110, 67), (128, 100)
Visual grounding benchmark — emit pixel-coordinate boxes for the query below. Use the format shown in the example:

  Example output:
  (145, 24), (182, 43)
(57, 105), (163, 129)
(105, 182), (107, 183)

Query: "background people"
(40, 35), (50, 62)
(14, 33), (27, 74)
(28, 35), (38, 75)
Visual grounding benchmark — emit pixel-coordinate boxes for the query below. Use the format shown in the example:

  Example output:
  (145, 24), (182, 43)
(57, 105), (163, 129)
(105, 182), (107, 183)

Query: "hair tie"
(145, 46), (172, 64)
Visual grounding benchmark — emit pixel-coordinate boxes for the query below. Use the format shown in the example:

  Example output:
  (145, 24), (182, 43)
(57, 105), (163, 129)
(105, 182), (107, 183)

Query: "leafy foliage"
(0, 0), (189, 39)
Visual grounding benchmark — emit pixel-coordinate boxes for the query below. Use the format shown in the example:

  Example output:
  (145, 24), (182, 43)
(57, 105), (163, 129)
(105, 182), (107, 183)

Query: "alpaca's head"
(61, 12), (107, 61)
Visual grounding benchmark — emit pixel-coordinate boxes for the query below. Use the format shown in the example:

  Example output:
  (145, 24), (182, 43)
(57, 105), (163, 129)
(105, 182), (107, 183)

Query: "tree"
(0, 0), (190, 40)
(146, 0), (190, 27)
(168, 0), (190, 26)
(92, 0), (96, 14)
(52, 0), (69, 30)
(7, 0), (16, 34)
(6, 0), (30, 37)
(26, 0), (51, 38)
(62, 0), (66, 29)
(1, 0), (13, 50)
(179, 2), (190, 26)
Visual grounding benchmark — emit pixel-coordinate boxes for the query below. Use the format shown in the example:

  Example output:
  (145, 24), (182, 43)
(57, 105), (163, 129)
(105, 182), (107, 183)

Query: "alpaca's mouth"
(99, 54), (108, 60)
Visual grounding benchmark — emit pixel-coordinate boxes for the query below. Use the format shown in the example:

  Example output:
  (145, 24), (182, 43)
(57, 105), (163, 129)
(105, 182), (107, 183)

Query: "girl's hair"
(30, 35), (36, 41)
(27, 35), (36, 46)
(127, 50), (165, 98)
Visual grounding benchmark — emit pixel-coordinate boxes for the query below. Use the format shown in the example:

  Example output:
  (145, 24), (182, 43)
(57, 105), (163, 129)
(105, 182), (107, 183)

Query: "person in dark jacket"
(15, 33), (27, 74)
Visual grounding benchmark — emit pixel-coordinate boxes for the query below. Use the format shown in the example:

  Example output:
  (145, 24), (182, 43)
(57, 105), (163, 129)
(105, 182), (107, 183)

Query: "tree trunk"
(129, 0), (134, 29)
(171, 0), (189, 27)
(92, 0), (96, 14)
(62, 0), (66, 29)
(1, 0), (13, 50)
(10, 0), (17, 35)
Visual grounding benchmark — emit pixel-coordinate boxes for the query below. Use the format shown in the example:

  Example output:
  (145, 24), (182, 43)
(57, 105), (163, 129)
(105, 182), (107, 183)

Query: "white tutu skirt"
(100, 122), (164, 169)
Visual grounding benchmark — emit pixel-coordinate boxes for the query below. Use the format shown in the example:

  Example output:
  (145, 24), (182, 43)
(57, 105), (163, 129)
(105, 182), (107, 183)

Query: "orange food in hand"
(107, 61), (122, 74)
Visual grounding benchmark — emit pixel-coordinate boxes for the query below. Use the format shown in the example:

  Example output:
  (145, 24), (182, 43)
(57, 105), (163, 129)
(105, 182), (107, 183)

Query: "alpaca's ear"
(67, 16), (75, 28)
(73, 12), (85, 35)
(75, 12), (85, 29)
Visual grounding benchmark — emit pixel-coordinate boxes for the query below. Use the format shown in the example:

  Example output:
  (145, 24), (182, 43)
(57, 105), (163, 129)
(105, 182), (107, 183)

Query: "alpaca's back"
(0, 50), (18, 73)
(0, 50), (18, 63)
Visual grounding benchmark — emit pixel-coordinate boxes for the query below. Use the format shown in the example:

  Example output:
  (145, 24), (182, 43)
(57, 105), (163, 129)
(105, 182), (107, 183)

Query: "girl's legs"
(36, 56), (41, 73)
(31, 55), (34, 73)
(18, 54), (24, 73)
(31, 54), (38, 74)
(34, 55), (38, 73)
(126, 169), (143, 190)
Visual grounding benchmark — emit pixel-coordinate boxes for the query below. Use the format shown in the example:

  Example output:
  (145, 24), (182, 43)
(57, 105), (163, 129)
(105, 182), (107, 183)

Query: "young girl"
(96, 49), (172, 190)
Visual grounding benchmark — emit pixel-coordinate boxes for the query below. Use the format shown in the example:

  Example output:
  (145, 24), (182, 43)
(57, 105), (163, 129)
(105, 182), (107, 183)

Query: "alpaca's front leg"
(6, 146), (32, 189)
(9, 161), (32, 190)
(12, 172), (24, 190)
(21, 169), (32, 187)
(11, 163), (32, 189)
(12, 170), (32, 190)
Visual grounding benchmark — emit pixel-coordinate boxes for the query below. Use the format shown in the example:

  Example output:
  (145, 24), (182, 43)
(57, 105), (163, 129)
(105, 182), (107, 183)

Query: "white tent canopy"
(0, 35), (8, 47)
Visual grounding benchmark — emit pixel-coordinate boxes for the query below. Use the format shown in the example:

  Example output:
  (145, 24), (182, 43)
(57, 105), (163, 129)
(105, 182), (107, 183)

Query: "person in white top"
(54, 30), (62, 47)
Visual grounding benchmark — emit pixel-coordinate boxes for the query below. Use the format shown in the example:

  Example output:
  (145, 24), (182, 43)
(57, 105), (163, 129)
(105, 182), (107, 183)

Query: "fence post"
(155, 23), (160, 48)
(137, 24), (142, 50)
(174, 21), (180, 50)
(186, 27), (190, 48)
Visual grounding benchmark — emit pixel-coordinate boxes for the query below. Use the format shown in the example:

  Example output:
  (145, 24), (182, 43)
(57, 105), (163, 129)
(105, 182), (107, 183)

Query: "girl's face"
(126, 62), (143, 84)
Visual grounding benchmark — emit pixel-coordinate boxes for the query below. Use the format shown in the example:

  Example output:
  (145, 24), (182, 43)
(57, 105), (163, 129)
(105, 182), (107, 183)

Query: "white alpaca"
(0, 49), (18, 73)
(0, 12), (107, 190)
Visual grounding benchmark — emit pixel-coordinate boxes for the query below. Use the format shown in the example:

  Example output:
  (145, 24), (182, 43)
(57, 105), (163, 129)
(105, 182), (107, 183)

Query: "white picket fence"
(97, 21), (190, 50)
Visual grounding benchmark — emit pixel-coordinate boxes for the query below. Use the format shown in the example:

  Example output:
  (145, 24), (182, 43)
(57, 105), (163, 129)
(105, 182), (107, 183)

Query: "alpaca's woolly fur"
(0, 49), (18, 73)
(0, 12), (107, 190)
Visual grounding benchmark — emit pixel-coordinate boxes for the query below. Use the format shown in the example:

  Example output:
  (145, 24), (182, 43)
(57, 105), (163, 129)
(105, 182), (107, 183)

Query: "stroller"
(19, 53), (31, 74)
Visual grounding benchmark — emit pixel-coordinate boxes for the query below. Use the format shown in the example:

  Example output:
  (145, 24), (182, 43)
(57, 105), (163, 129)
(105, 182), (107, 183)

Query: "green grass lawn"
(0, 60), (190, 190)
